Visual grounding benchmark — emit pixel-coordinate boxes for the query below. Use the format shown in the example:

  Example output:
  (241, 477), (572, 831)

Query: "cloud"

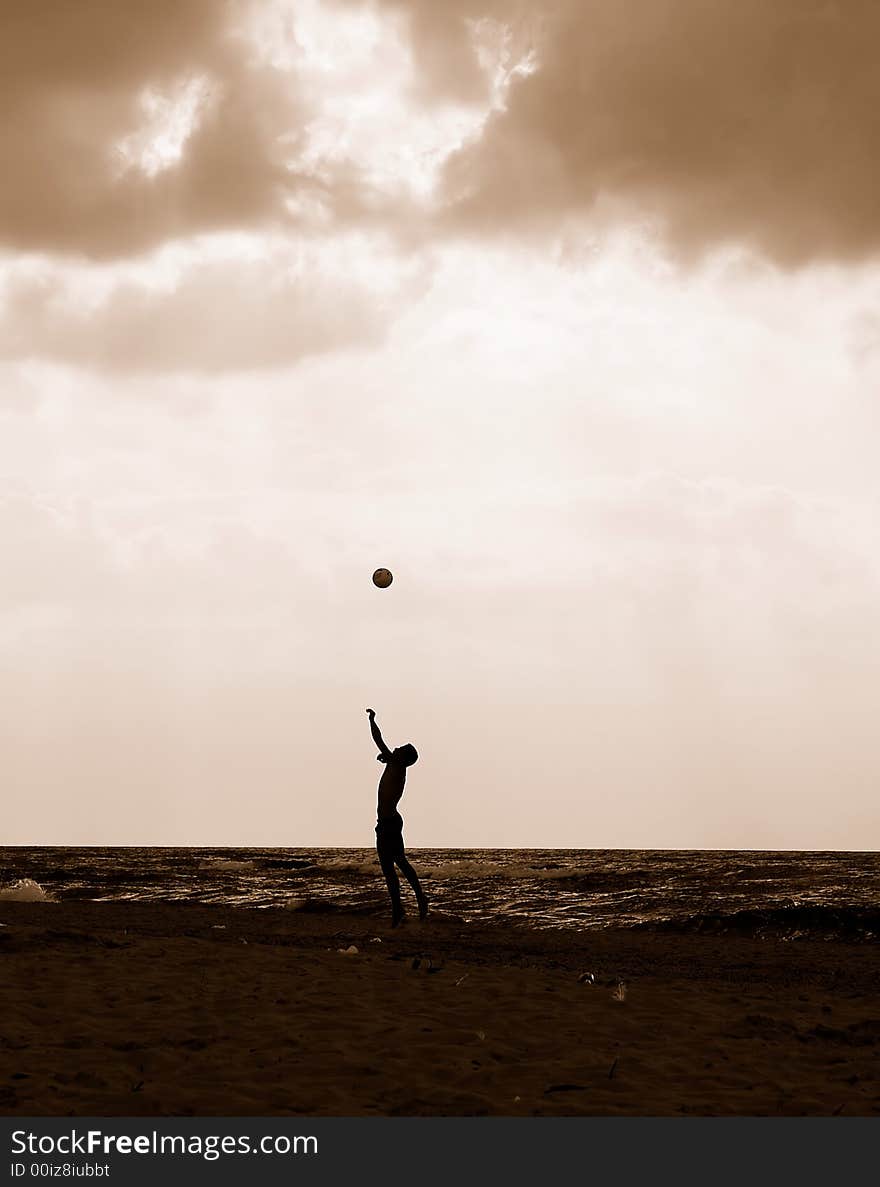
(371, 0), (501, 103)
(6, 1), (880, 268)
(436, 0), (880, 264)
(0, 235), (425, 371)
(0, 0), (309, 258)
(0, 0), (498, 262)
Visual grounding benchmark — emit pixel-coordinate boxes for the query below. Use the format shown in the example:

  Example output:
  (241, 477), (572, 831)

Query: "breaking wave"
(0, 878), (55, 902)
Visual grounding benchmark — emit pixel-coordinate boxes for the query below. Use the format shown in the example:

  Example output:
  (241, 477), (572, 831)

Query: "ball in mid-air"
(372, 567), (393, 588)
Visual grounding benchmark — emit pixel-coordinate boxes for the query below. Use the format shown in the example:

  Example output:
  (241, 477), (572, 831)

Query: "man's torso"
(377, 761), (406, 819)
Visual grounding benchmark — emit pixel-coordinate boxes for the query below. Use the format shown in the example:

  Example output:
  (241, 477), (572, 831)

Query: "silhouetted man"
(367, 708), (428, 927)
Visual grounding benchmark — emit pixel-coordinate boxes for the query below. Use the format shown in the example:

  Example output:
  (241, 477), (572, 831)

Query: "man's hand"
(366, 708), (375, 719)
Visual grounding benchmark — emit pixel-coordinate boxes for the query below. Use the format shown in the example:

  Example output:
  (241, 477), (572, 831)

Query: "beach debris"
(612, 981), (627, 1002)
(454, 973), (469, 987)
(210, 925), (226, 930)
(608, 1058), (618, 1080)
(577, 971), (596, 985)
(475, 1030), (486, 1041)
(239, 938), (248, 945)
(545, 1083), (587, 1094)
(338, 944), (359, 956)
(514, 1096), (521, 1103)
(370, 937), (383, 943)
(411, 955), (435, 971)
(131, 1081), (144, 1093)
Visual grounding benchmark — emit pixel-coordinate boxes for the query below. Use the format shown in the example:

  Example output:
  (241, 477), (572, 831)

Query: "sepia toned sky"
(3, 0), (880, 848)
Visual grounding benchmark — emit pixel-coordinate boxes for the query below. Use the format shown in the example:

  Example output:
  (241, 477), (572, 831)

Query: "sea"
(1, 847), (878, 940)
(0, 849), (874, 940)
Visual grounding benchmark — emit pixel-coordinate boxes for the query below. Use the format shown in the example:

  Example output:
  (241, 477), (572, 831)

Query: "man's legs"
(378, 850), (405, 926)
(396, 851), (429, 921)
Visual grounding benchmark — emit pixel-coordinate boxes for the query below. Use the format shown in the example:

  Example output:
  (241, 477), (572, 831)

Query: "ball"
(372, 567), (393, 589)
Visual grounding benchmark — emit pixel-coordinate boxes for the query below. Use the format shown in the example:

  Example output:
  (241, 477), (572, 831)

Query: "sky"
(3, 0), (880, 849)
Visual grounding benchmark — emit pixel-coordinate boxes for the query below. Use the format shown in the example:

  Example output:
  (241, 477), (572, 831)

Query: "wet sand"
(1, 900), (878, 1116)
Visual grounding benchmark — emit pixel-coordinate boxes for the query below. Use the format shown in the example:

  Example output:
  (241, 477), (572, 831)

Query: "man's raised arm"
(366, 708), (392, 759)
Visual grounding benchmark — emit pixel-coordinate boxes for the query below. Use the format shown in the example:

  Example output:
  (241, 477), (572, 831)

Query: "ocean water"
(1, 847), (878, 939)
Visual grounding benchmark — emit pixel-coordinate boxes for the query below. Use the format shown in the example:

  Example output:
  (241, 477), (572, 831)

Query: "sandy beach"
(1, 899), (878, 1117)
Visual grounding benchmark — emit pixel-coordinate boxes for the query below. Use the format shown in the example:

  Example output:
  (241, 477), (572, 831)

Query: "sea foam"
(199, 858), (256, 872)
(0, 878), (55, 902)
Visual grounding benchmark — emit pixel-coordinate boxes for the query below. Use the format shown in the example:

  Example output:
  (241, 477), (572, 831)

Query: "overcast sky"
(3, 0), (879, 848)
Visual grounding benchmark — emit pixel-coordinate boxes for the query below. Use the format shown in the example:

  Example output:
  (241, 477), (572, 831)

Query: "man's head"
(393, 743), (419, 767)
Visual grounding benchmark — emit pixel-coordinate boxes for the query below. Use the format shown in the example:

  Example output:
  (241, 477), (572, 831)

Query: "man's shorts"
(375, 811), (405, 859)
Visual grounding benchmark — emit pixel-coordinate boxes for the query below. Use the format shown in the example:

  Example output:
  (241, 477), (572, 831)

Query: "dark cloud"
(0, 0), (306, 258)
(7, 1), (880, 267)
(437, 0), (880, 264)
(375, 0), (500, 103)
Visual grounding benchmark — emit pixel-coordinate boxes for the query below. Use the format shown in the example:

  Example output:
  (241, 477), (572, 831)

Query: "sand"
(1, 899), (878, 1116)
